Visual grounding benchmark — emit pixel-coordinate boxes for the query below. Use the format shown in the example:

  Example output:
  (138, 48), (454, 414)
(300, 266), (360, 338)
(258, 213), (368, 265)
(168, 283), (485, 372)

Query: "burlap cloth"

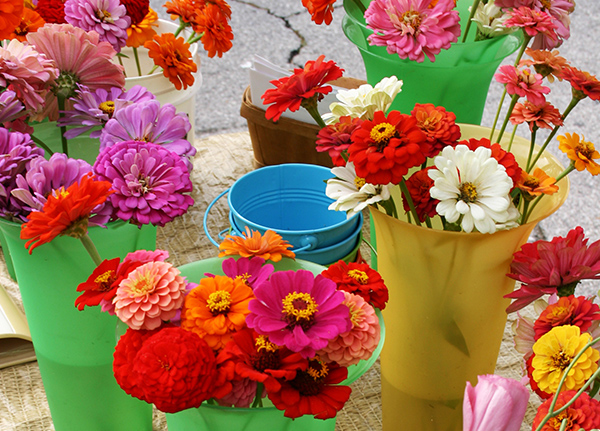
(0, 132), (538, 430)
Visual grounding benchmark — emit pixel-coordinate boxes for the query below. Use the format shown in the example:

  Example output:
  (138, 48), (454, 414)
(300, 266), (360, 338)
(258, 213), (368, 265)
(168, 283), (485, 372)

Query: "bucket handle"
(203, 188), (315, 253)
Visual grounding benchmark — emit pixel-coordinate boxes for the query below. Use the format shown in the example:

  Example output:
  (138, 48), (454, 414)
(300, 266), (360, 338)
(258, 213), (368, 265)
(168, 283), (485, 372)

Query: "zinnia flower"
(471, 2), (514, 39)
(145, 32), (197, 90)
(531, 325), (600, 394)
(126, 7), (158, 48)
(220, 257), (274, 290)
(215, 377), (257, 408)
(316, 116), (363, 166)
(0, 0), (23, 39)
(35, 0), (67, 23)
(0, 90), (25, 129)
(180, 274), (254, 350)
(64, 0), (131, 52)
(505, 227), (600, 312)
(561, 66), (600, 101)
(20, 173), (112, 253)
(532, 390), (600, 431)
(516, 167), (559, 199)
(495, 65), (550, 106)
(247, 270), (352, 358)
(534, 295), (600, 340)
(114, 260), (187, 330)
(365, 0), (460, 63)
(218, 228), (295, 262)
(121, 0), (149, 26)
(317, 291), (380, 366)
(411, 103), (461, 158)
(504, 7), (559, 48)
(509, 100), (563, 131)
(194, 3), (234, 58)
(302, 0), (336, 25)
(164, 0), (199, 23)
(325, 162), (393, 218)
(93, 140), (194, 227)
(262, 55), (343, 122)
(402, 167), (439, 223)
(75, 257), (122, 310)
(428, 145), (516, 234)
(462, 374), (529, 431)
(267, 357), (351, 419)
(10, 7), (45, 42)
(321, 260), (389, 310)
(520, 48), (568, 82)
(348, 110), (428, 185)
(558, 132), (600, 175)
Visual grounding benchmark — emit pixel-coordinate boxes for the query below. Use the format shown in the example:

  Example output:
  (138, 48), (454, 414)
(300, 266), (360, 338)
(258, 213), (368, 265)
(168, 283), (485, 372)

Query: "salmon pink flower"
(520, 48), (569, 82)
(495, 65), (550, 106)
(504, 7), (559, 48)
(365, 0), (460, 63)
(247, 269), (351, 358)
(215, 377), (257, 408)
(510, 100), (563, 131)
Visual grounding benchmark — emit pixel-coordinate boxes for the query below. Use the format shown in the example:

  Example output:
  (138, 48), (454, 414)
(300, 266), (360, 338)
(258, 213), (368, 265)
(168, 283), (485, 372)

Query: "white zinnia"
(326, 162), (392, 218)
(428, 145), (514, 234)
(471, 2), (515, 39)
(323, 76), (403, 124)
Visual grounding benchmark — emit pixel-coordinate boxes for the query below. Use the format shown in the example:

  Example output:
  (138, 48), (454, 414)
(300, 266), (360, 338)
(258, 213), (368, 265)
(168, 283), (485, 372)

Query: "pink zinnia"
(365, 0), (460, 63)
(495, 65), (550, 106)
(504, 7), (559, 49)
(494, 0), (536, 7)
(215, 378), (257, 408)
(114, 260), (187, 330)
(317, 291), (380, 367)
(26, 23), (125, 121)
(505, 227), (600, 313)
(510, 100), (563, 131)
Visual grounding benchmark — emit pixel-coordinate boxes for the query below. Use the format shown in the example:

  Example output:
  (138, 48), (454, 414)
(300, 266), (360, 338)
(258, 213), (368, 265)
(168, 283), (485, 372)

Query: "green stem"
(361, 235), (377, 257)
(495, 93), (519, 144)
(522, 164), (574, 224)
(79, 233), (102, 267)
(29, 134), (54, 155)
(187, 33), (203, 45)
(526, 127), (538, 170)
(173, 19), (188, 38)
(519, 199), (530, 225)
(132, 47), (142, 76)
(461, 0), (481, 43)
(57, 95), (69, 156)
(490, 88), (507, 141)
(513, 33), (531, 67)
(399, 179), (421, 227)
(303, 104), (327, 128)
(251, 383), (264, 408)
(507, 124), (518, 153)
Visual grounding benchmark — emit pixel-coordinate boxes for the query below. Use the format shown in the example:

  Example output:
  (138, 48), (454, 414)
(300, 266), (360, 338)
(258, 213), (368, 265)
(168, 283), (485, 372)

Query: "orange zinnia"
(219, 227), (295, 262)
(195, 3), (233, 58)
(302, 0), (336, 25)
(144, 32), (197, 90)
(558, 133), (600, 176)
(126, 8), (158, 48)
(20, 174), (113, 254)
(516, 168), (559, 199)
(520, 48), (569, 83)
(0, 0), (23, 39)
(180, 275), (254, 351)
(10, 7), (44, 41)
(164, 0), (199, 24)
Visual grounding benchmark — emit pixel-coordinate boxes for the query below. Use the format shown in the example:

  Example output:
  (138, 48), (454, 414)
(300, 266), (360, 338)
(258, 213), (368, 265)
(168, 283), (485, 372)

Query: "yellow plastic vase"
(373, 124), (570, 430)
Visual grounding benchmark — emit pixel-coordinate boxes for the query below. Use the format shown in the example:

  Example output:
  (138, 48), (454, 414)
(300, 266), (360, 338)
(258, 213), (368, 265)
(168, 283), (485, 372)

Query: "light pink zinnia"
(26, 23), (125, 121)
(365, 0), (460, 63)
(531, 0), (573, 50)
(509, 100), (563, 131)
(0, 39), (58, 114)
(317, 291), (380, 367)
(114, 261), (187, 330)
(495, 65), (550, 106)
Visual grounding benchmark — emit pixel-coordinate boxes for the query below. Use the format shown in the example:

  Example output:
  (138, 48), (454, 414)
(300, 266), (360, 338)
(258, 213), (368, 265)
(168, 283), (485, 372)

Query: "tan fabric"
(0, 132), (535, 430)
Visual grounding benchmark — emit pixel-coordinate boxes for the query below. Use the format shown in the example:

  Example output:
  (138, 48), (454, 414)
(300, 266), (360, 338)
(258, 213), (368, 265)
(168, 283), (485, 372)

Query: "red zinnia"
(316, 115), (362, 166)
(410, 103), (461, 158)
(121, 0), (150, 26)
(267, 357), (351, 420)
(75, 258), (121, 310)
(0, 0), (22, 40)
(262, 55), (344, 122)
(533, 295), (600, 340)
(20, 174), (112, 253)
(35, 0), (66, 24)
(321, 260), (389, 310)
(302, 0), (337, 25)
(402, 167), (439, 223)
(532, 390), (600, 430)
(561, 66), (600, 101)
(347, 110), (428, 185)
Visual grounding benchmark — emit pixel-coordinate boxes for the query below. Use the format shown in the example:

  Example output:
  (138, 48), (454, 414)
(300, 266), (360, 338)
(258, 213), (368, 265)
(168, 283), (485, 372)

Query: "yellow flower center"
(348, 269), (369, 284)
(207, 290), (232, 315)
(354, 176), (366, 190)
(235, 273), (251, 285)
(96, 9), (114, 24)
(459, 182), (478, 203)
(550, 350), (573, 372)
(99, 101), (115, 116)
(306, 358), (329, 381)
(255, 335), (278, 353)
(129, 275), (155, 296)
(347, 301), (364, 328)
(547, 305), (570, 321)
(370, 122), (397, 147)
(282, 292), (318, 325)
(576, 140), (596, 160)
(401, 10), (421, 31)
(548, 412), (573, 430)
(95, 270), (115, 291)
(539, 0), (551, 10)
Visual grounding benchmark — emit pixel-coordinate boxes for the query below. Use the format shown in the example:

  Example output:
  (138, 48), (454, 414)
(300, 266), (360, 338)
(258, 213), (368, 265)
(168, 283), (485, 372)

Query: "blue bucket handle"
(203, 188), (315, 252)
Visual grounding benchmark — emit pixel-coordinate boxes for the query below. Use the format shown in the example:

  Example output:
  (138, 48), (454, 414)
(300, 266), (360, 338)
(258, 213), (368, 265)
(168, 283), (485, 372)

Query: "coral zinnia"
(520, 48), (568, 83)
(531, 325), (599, 394)
(0, 0), (23, 40)
(302, 0), (336, 25)
(410, 103), (461, 158)
(348, 110), (428, 185)
(532, 390), (600, 431)
(321, 260), (389, 310)
(262, 55), (343, 122)
(516, 167), (559, 199)
(534, 295), (600, 340)
(558, 132), (600, 175)
(181, 274), (254, 351)
(561, 66), (600, 101)
(145, 32), (197, 90)
(495, 65), (550, 106)
(20, 173), (112, 253)
(114, 260), (187, 330)
(267, 357), (351, 419)
(504, 7), (559, 46)
(247, 270), (351, 358)
(218, 227), (295, 262)
(510, 100), (563, 132)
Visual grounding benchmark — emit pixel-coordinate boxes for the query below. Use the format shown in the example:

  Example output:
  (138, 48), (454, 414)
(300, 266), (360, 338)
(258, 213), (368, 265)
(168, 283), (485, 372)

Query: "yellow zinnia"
(557, 132), (600, 175)
(531, 325), (600, 394)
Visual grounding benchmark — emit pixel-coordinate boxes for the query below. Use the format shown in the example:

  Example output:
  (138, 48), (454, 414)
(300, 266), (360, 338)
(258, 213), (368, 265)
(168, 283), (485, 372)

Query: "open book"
(0, 285), (35, 368)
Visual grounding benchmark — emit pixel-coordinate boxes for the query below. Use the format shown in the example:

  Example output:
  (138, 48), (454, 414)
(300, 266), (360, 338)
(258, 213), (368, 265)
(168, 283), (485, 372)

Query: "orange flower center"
(370, 122), (397, 148)
(576, 140), (596, 160)
(551, 350), (573, 372)
(523, 176), (540, 189)
(252, 335), (280, 372)
(307, 360), (329, 380)
(129, 275), (156, 296)
(348, 269), (369, 284)
(401, 10), (421, 32)
(99, 101), (115, 116)
(547, 411), (573, 430)
(290, 357), (329, 395)
(459, 182), (478, 203)
(206, 290), (232, 315)
(354, 176), (366, 190)
(282, 292), (318, 327)
(94, 270), (115, 291)
(546, 305), (571, 322)
(539, 0), (551, 10)
(255, 335), (278, 353)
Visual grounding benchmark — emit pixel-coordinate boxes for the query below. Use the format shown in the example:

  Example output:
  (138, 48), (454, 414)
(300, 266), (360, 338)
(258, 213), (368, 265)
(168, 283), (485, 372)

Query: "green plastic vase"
(342, 0), (523, 125)
(164, 257), (385, 431)
(0, 218), (157, 431)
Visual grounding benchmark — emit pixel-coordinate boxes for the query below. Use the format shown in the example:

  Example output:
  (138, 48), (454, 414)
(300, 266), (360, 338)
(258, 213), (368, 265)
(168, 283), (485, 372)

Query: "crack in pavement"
(232, 0), (306, 64)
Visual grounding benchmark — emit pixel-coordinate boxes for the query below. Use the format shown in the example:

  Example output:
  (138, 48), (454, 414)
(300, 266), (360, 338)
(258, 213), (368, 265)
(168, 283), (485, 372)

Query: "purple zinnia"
(246, 269), (352, 358)
(100, 99), (195, 170)
(219, 257), (274, 290)
(64, 0), (131, 52)
(0, 90), (26, 127)
(11, 153), (111, 225)
(93, 140), (194, 227)
(59, 85), (156, 139)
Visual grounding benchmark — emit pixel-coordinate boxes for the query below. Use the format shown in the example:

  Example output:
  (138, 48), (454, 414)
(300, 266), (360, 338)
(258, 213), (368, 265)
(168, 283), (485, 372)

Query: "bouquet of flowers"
(73, 227), (388, 418)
